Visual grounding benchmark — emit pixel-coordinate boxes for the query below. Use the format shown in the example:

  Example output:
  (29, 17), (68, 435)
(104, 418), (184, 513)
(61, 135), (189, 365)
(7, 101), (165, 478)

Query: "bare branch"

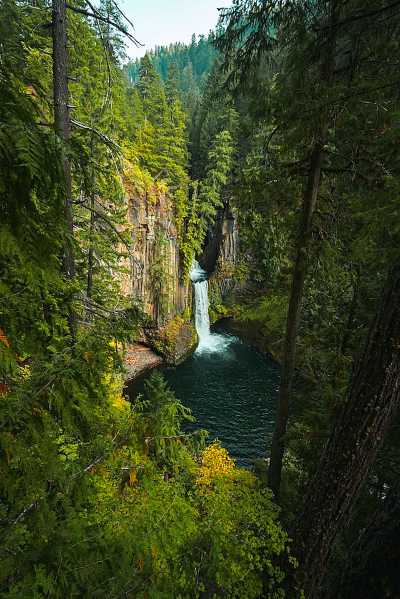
(66, 2), (143, 47)
(11, 501), (37, 526)
(70, 118), (121, 149)
(145, 431), (203, 444)
(72, 430), (121, 479)
(109, 0), (137, 33)
(78, 200), (133, 253)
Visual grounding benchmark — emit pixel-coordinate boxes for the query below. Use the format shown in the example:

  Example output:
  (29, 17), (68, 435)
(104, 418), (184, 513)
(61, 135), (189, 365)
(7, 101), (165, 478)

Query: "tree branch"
(144, 431), (203, 444)
(70, 118), (121, 150)
(80, 202), (131, 250)
(11, 501), (38, 526)
(315, 1), (400, 31)
(109, 0), (137, 34)
(66, 2), (143, 46)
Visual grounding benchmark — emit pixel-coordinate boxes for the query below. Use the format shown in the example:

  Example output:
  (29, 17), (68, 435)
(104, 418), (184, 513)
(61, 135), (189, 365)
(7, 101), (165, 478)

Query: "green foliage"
(179, 129), (236, 277)
(1, 358), (292, 597)
(0, 328), (134, 596)
(134, 371), (199, 470)
(199, 130), (235, 212)
(193, 476), (289, 599)
(0, 27), (69, 378)
(131, 53), (193, 274)
(149, 229), (171, 322)
(124, 33), (217, 118)
(178, 180), (203, 276)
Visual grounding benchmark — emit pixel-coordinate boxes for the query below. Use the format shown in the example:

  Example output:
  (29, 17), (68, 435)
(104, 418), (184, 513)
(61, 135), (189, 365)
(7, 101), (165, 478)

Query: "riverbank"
(124, 343), (163, 381)
(126, 330), (280, 468)
(214, 317), (282, 364)
(123, 314), (281, 383)
(208, 276), (287, 364)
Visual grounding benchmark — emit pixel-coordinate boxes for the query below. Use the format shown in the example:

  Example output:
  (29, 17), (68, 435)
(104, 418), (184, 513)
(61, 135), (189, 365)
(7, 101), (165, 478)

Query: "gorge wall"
(119, 178), (243, 374)
(120, 178), (197, 370)
(202, 205), (242, 321)
(127, 188), (189, 324)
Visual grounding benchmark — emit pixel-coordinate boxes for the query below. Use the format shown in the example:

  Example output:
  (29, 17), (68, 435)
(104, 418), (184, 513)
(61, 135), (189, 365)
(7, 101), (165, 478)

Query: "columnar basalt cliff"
(202, 205), (238, 271)
(127, 189), (189, 324)
(214, 208), (240, 297)
(203, 206), (241, 322)
(121, 176), (197, 370)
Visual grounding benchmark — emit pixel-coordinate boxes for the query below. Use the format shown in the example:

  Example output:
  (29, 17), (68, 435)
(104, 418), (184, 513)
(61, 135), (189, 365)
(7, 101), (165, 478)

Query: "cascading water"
(190, 261), (233, 353)
(190, 261), (210, 338)
(129, 261), (280, 466)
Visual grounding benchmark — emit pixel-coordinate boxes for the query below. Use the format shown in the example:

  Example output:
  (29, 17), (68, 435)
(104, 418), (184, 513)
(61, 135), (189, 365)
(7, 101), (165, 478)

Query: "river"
(128, 262), (279, 468)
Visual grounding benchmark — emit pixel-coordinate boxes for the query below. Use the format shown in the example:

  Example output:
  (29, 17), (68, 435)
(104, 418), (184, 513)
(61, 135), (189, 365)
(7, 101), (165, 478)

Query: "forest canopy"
(1, 0), (400, 598)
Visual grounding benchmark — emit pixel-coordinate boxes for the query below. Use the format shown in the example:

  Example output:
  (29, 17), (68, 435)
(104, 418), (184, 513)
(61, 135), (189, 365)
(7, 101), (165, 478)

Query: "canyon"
(121, 183), (239, 379)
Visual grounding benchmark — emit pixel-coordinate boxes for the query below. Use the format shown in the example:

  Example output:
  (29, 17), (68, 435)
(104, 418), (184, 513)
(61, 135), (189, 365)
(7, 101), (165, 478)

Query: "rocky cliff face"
(215, 208), (240, 296)
(200, 205), (243, 324)
(120, 180), (197, 366)
(127, 189), (189, 324)
(203, 205), (240, 297)
(219, 210), (239, 264)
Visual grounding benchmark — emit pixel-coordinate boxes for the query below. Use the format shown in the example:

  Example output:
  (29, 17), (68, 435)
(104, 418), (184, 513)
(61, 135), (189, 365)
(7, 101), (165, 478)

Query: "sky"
(121, 0), (233, 60)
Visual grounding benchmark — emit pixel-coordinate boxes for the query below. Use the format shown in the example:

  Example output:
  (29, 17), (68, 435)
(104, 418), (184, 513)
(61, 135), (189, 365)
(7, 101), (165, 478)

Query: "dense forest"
(124, 34), (216, 118)
(1, 1), (400, 598)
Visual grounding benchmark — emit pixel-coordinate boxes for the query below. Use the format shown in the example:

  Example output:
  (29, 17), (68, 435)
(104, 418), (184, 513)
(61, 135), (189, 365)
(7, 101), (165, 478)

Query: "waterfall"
(190, 260), (233, 354)
(190, 261), (211, 343)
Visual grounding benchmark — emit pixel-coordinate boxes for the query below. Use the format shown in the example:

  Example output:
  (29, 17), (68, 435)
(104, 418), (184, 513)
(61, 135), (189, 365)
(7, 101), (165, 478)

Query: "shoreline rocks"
(124, 343), (163, 382)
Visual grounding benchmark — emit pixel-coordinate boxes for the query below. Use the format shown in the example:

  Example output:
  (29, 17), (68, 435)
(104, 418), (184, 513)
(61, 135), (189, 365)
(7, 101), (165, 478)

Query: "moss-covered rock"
(213, 291), (288, 362)
(146, 315), (198, 365)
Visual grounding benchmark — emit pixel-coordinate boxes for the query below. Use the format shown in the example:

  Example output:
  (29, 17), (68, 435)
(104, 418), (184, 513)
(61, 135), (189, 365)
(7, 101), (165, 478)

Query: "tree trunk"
(52, 0), (75, 280)
(268, 141), (324, 496)
(268, 0), (339, 497)
(332, 483), (400, 599)
(87, 194), (96, 299)
(293, 264), (400, 598)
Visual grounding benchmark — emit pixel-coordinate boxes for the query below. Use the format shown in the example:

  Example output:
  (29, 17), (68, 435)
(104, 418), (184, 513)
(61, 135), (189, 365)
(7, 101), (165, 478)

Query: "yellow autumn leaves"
(196, 441), (235, 486)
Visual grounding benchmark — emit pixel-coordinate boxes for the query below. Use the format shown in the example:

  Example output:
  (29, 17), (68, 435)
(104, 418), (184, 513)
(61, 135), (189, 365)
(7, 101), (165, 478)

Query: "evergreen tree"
(138, 54), (167, 129)
(124, 33), (217, 119)
(180, 128), (235, 274)
(293, 263), (400, 597)
(216, 0), (400, 497)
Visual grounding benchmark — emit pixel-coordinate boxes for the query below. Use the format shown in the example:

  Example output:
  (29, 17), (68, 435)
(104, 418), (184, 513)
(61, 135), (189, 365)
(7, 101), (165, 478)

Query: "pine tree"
(138, 54), (168, 131)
